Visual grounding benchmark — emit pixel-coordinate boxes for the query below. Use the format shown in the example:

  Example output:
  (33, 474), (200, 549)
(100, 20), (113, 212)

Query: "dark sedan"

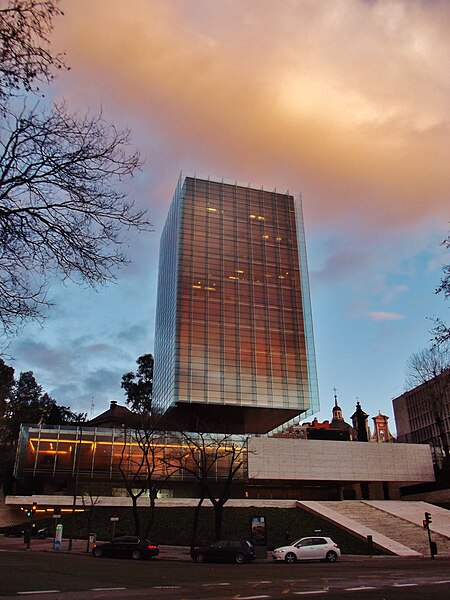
(191, 539), (256, 564)
(1, 523), (48, 538)
(92, 536), (159, 560)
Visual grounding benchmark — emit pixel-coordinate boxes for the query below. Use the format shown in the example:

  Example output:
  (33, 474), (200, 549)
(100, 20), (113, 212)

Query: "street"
(1, 547), (450, 600)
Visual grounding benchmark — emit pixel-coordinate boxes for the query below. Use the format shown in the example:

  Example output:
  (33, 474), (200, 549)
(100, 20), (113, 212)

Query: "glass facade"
(14, 425), (247, 483)
(153, 176), (319, 433)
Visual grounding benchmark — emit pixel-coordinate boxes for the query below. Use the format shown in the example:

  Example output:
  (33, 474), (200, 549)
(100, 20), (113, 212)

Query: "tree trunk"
(214, 502), (224, 540)
(131, 496), (140, 536)
(190, 493), (205, 554)
(143, 485), (157, 539)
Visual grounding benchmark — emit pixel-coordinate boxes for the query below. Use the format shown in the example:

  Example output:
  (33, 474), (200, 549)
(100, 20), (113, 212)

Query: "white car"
(272, 536), (341, 563)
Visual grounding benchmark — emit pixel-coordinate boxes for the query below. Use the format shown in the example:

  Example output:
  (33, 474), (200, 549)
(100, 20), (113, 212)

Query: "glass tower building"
(153, 175), (319, 433)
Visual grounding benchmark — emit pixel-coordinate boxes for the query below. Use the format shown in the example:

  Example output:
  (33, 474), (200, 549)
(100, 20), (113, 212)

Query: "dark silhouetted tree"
(0, 357), (14, 415)
(0, 0), (66, 107)
(0, 362), (84, 493)
(164, 430), (247, 547)
(433, 232), (450, 344)
(2, 370), (85, 444)
(117, 419), (163, 537)
(0, 1), (152, 344)
(121, 354), (153, 414)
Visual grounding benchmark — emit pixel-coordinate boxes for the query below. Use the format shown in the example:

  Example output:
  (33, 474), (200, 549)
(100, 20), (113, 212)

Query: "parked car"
(272, 536), (341, 563)
(0, 523), (22, 537)
(1, 523), (48, 539)
(191, 539), (256, 564)
(92, 536), (159, 560)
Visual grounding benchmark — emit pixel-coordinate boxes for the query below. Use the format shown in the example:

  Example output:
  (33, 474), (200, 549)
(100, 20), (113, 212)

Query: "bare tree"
(133, 418), (163, 539)
(0, 0), (66, 106)
(406, 344), (450, 460)
(433, 232), (450, 345)
(164, 430), (248, 548)
(116, 418), (164, 538)
(117, 427), (148, 537)
(0, 103), (150, 338)
(0, 2), (152, 344)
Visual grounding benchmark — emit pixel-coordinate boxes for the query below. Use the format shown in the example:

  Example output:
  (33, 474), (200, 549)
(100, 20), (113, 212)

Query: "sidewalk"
(0, 535), (191, 560)
(2, 535), (446, 562)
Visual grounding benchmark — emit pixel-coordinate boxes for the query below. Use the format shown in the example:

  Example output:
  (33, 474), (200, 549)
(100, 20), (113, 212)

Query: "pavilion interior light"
(29, 438), (242, 453)
(30, 437), (92, 445)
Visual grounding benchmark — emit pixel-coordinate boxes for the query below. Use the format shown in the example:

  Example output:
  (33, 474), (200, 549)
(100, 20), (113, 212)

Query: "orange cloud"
(368, 311), (406, 321)
(53, 0), (450, 228)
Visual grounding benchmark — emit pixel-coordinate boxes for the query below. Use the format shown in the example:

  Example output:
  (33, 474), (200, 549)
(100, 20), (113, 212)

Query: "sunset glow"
(8, 0), (449, 429)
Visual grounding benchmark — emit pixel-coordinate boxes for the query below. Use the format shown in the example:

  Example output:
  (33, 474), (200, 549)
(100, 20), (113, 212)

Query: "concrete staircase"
(298, 500), (450, 557)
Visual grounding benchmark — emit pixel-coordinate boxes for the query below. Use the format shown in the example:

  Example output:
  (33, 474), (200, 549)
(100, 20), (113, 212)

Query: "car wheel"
(195, 552), (206, 563)
(285, 552), (297, 564)
(326, 551), (338, 563)
(235, 552), (246, 564)
(132, 549), (142, 560)
(93, 547), (103, 558)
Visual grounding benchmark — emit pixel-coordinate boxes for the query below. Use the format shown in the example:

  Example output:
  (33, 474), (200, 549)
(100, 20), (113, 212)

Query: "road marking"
(17, 592), (60, 596)
(91, 588), (127, 591)
(248, 581), (273, 584)
(203, 582), (231, 587)
(293, 591), (326, 595)
(345, 586), (377, 591)
(436, 580), (450, 584)
(392, 583), (418, 587)
(234, 596), (271, 600)
(153, 585), (181, 589)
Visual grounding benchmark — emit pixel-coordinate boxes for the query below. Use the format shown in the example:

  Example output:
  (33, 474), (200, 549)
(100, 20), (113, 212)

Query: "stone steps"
(322, 501), (450, 556)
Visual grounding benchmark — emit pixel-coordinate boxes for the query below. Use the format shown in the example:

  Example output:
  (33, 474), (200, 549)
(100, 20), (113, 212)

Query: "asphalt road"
(1, 549), (450, 600)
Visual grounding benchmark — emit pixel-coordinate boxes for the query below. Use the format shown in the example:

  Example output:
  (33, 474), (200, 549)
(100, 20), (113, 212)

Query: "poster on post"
(250, 515), (267, 546)
(54, 523), (63, 551)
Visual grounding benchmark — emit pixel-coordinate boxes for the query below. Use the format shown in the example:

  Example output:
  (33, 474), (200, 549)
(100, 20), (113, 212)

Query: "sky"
(4, 0), (450, 432)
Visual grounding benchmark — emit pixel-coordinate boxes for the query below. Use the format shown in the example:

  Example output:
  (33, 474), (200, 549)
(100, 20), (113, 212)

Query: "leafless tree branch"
(0, 103), (151, 339)
(0, 0), (66, 106)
